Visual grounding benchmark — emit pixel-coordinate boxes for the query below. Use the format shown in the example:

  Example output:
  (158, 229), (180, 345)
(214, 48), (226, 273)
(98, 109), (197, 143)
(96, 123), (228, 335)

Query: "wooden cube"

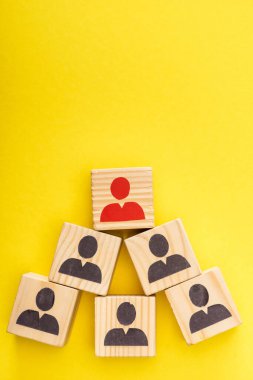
(125, 219), (201, 295)
(91, 167), (154, 230)
(95, 296), (156, 356)
(49, 223), (122, 296)
(165, 267), (241, 344)
(7, 273), (79, 346)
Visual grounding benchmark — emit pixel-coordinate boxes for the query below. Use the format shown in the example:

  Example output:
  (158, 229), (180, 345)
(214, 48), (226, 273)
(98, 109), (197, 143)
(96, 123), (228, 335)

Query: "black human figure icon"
(16, 288), (59, 335)
(59, 235), (102, 284)
(148, 234), (191, 283)
(189, 284), (232, 333)
(104, 302), (148, 346)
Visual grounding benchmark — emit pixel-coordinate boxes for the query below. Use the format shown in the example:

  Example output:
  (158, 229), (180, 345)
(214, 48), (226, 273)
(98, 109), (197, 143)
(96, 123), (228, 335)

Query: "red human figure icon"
(100, 177), (145, 222)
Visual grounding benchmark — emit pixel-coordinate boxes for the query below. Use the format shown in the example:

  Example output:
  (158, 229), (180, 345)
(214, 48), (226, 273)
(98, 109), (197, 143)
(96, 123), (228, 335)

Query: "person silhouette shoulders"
(59, 235), (102, 284)
(104, 302), (148, 346)
(148, 234), (190, 283)
(189, 284), (232, 333)
(16, 288), (59, 335)
(100, 177), (145, 222)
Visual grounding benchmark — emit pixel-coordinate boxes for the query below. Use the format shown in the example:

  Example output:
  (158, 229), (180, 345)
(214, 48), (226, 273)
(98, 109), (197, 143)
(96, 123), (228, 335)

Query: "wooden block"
(125, 218), (201, 295)
(165, 267), (241, 344)
(91, 167), (154, 230)
(95, 296), (156, 356)
(49, 223), (122, 296)
(7, 273), (79, 346)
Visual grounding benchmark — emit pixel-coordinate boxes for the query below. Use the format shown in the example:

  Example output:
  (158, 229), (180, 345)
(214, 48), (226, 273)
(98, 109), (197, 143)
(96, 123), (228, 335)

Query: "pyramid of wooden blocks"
(125, 219), (201, 295)
(91, 167), (154, 230)
(95, 296), (156, 357)
(165, 267), (241, 344)
(8, 273), (79, 346)
(7, 166), (241, 351)
(49, 223), (122, 295)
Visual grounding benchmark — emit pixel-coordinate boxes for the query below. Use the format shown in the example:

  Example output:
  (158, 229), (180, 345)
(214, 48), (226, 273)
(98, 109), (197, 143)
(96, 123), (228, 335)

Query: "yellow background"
(1, 1), (253, 379)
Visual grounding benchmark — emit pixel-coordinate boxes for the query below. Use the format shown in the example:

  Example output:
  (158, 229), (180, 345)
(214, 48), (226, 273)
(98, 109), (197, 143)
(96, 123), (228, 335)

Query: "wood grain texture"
(95, 296), (156, 356)
(49, 223), (122, 295)
(91, 167), (154, 230)
(7, 273), (79, 346)
(165, 267), (241, 344)
(125, 219), (201, 295)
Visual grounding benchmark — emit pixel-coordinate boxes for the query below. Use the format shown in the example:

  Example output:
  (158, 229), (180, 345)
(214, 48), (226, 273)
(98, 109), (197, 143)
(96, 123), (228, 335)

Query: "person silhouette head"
(189, 284), (209, 307)
(149, 234), (169, 257)
(117, 302), (136, 325)
(110, 177), (130, 200)
(36, 288), (55, 311)
(78, 235), (98, 258)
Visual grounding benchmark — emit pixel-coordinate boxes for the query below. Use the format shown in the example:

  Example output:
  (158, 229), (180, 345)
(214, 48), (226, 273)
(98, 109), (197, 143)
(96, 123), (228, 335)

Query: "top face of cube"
(125, 219), (201, 295)
(165, 267), (241, 344)
(49, 223), (122, 295)
(91, 167), (154, 231)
